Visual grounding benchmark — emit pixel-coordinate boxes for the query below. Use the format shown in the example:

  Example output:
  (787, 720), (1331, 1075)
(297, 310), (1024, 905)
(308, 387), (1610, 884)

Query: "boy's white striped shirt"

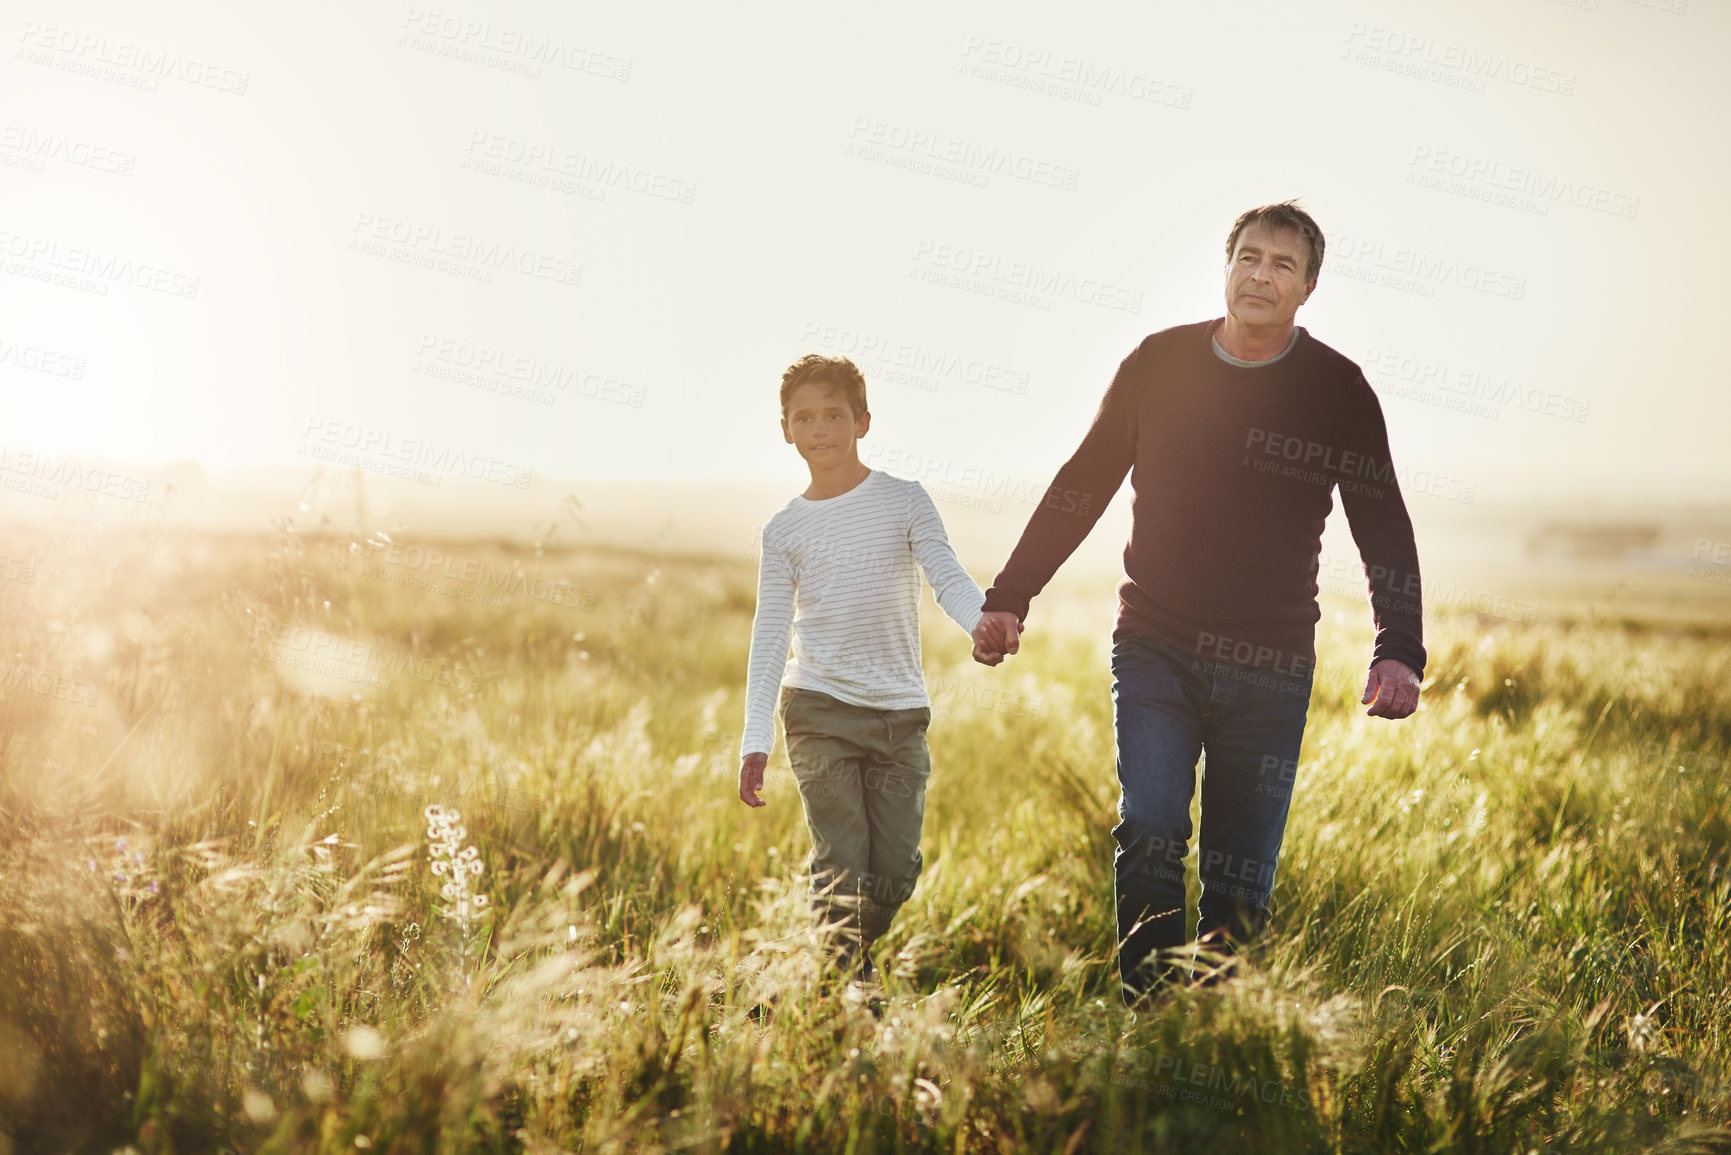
(741, 470), (985, 758)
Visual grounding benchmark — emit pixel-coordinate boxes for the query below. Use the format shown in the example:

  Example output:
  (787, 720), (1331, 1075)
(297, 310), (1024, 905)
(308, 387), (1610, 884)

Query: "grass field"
(3, 521), (1730, 1153)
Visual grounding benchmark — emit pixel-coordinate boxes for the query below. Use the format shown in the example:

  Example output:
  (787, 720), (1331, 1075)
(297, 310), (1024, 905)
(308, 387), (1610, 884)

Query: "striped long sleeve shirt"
(740, 470), (985, 759)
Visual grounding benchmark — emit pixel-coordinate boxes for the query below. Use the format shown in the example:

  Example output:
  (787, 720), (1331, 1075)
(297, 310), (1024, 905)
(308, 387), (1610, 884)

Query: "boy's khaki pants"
(779, 687), (932, 957)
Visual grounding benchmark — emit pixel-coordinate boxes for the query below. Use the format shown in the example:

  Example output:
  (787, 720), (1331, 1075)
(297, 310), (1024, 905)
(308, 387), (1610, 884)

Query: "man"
(972, 202), (1424, 1002)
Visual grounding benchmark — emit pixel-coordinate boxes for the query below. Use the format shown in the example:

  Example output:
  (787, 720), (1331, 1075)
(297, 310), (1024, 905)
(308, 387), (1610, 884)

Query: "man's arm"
(976, 344), (1143, 653)
(739, 540), (795, 804)
(907, 484), (986, 637)
(1336, 381), (1426, 719)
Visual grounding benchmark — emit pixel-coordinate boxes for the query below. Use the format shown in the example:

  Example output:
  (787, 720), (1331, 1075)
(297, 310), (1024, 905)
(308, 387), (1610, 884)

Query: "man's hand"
(739, 752), (768, 807)
(972, 611), (1024, 666)
(1361, 659), (1421, 719)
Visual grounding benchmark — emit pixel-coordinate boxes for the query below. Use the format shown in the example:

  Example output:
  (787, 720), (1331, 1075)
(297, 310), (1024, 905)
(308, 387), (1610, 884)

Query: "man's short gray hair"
(1225, 201), (1324, 283)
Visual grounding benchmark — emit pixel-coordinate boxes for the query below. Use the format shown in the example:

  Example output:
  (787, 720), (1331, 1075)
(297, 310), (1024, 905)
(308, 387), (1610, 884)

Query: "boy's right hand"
(739, 752), (768, 808)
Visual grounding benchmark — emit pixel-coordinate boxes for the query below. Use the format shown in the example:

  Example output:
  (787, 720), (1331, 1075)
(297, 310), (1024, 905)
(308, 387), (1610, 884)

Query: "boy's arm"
(740, 537), (795, 762)
(907, 484), (985, 637)
(980, 342), (1142, 624)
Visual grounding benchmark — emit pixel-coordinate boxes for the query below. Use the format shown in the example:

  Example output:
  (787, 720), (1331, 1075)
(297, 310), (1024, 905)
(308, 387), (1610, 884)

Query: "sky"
(1, 0), (1724, 508)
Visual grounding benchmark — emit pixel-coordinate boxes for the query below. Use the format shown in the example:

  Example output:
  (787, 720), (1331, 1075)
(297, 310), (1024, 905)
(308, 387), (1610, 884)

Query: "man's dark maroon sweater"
(982, 319), (1426, 677)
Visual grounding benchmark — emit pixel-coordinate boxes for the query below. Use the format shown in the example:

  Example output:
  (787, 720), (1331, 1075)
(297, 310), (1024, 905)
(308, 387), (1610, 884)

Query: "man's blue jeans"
(1110, 634), (1314, 999)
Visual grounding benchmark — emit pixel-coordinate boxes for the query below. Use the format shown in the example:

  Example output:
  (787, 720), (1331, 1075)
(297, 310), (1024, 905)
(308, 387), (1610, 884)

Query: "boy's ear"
(856, 410), (871, 437)
(781, 416), (794, 444)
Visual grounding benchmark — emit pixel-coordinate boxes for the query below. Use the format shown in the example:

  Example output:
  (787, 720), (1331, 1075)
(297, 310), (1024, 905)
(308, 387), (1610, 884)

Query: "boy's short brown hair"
(780, 354), (868, 418)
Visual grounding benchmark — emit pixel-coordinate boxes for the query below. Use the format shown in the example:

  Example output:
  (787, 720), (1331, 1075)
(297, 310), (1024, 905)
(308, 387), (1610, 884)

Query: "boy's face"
(781, 382), (869, 465)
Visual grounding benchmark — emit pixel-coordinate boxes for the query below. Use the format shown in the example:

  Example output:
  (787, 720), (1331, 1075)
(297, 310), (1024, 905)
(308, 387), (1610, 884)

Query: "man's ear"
(1301, 279), (1317, 305)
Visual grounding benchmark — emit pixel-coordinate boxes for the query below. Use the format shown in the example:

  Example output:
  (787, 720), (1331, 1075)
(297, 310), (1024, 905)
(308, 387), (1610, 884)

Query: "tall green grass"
(2, 522), (1729, 1153)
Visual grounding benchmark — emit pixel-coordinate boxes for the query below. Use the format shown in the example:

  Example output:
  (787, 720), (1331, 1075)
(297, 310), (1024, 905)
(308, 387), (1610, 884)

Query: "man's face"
(1224, 222), (1316, 329)
(781, 382), (869, 464)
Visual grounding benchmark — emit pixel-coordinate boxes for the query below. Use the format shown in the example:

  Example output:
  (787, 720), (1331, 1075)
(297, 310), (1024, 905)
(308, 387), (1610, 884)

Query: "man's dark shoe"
(1119, 951), (1192, 1006)
(1190, 930), (1254, 988)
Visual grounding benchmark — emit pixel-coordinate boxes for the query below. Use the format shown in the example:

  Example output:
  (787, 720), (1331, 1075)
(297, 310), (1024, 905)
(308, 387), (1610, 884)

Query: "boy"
(738, 354), (988, 985)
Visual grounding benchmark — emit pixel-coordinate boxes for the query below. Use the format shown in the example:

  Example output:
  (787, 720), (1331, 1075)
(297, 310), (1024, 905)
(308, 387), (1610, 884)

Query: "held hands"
(1362, 659), (1421, 719)
(972, 610), (1024, 666)
(738, 752), (768, 808)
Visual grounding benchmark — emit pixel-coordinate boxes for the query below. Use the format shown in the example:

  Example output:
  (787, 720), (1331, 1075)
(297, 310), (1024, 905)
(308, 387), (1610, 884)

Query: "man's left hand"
(1361, 659), (1421, 719)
